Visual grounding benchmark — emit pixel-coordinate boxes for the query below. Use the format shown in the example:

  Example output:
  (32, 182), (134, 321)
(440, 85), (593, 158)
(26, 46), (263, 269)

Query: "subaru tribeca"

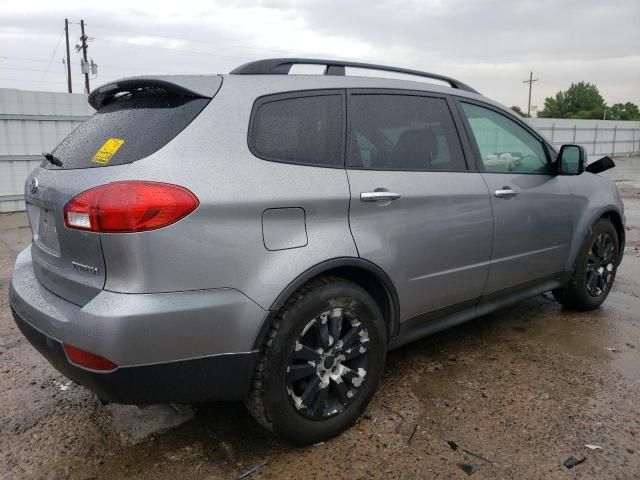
(10, 58), (624, 444)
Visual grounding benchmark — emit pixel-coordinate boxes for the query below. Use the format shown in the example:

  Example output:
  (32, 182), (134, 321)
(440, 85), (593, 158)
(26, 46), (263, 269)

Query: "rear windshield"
(48, 89), (209, 169)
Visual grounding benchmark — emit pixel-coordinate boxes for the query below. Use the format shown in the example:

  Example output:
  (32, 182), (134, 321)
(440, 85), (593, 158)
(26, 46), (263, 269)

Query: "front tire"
(245, 277), (386, 445)
(553, 218), (619, 310)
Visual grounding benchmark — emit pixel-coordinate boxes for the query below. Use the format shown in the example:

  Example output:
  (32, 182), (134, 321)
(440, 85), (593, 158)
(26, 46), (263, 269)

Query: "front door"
(346, 91), (493, 321)
(458, 101), (573, 294)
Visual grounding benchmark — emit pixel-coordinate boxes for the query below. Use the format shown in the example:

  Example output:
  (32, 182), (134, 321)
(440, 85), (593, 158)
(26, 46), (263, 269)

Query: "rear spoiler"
(88, 75), (222, 110)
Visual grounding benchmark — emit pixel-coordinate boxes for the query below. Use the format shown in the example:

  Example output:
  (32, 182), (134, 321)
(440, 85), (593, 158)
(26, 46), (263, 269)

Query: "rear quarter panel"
(99, 78), (357, 309)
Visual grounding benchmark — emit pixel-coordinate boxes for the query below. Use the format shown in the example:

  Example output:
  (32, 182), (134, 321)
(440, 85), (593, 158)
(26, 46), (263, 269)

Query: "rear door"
(25, 81), (214, 305)
(456, 100), (573, 294)
(346, 90), (493, 321)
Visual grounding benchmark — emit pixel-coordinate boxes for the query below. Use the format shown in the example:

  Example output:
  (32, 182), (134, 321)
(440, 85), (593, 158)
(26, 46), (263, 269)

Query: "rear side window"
(250, 93), (343, 167)
(49, 89), (209, 169)
(347, 94), (466, 171)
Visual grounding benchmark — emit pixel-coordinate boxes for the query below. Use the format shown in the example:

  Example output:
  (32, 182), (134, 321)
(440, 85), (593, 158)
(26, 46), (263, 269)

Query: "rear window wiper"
(42, 152), (63, 167)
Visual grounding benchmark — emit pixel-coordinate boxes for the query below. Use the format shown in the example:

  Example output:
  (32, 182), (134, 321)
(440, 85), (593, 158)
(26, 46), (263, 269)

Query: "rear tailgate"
(25, 75), (221, 305)
(26, 167), (122, 305)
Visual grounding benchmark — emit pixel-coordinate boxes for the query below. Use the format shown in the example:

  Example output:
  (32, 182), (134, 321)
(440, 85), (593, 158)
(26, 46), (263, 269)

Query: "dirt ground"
(1, 158), (639, 479)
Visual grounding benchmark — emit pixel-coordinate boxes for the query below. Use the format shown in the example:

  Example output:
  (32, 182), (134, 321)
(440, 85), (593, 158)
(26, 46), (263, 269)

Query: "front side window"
(250, 93), (343, 167)
(461, 103), (550, 174)
(347, 94), (466, 171)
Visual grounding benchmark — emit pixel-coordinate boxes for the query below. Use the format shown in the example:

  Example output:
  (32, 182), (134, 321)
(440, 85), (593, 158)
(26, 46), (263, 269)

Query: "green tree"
(511, 105), (529, 117)
(607, 102), (640, 121)
(538, 82), (605, 119)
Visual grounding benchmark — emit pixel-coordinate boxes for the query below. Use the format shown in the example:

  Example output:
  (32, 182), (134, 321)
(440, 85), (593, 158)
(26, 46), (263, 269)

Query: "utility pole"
(80, 19), (90, 93)
(523, 71), (538, 117)
(64, 18), (72, 93)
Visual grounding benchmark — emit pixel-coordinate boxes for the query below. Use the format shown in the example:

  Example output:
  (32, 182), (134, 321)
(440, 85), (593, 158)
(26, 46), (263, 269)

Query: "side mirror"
(557, 144), (586, 175)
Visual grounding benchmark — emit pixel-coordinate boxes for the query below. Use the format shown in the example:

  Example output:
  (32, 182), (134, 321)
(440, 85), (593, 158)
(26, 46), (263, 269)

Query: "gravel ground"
(1, 158), (639, 479)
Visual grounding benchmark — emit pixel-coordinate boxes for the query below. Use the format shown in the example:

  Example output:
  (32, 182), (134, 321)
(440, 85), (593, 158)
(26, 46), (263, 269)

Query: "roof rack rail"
(230, 58), (480, 94)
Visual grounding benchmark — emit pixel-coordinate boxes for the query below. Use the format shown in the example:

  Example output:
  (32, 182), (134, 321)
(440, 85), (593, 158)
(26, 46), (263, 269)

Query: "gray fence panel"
(0, 88), (93, 212)
(1, 89), (639, 212)
(527, 118), (640, 160)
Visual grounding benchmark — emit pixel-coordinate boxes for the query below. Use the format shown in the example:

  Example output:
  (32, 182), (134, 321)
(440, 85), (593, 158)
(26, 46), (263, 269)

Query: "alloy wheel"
(286, 307), (370, 419)
(585, 232), (616, 297)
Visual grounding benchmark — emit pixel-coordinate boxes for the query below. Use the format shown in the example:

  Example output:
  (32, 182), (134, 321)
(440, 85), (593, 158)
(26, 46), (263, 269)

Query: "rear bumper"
(13, 310), (257, 403)
(9, 247), (267, 403)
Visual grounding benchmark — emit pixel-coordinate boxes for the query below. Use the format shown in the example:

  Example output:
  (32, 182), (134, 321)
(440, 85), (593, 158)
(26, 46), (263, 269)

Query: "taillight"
(64, 181), (199, 233)
(63, 344), (118, 371)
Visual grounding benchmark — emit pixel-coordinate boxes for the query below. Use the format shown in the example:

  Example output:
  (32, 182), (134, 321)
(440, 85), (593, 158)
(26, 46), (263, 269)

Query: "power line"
(0, 55), (68, 64)
(0, 22), (299, 86)
(37, 29), (64, 88)
(88, 24), (201, 42)
(86, 23), (296, 57)
(0, 19), (301, 91)
(0, 66), (64, 73)
(95, 64), (184, 73)
(0, 60), (186, 75)
(97, 37), (254, 62)
(0, 77), (68, 85)
(1, 56), (147, 70)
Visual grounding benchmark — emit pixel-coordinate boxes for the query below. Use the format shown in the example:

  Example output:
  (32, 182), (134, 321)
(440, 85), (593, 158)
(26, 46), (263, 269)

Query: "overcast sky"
(1, 0), (638, 112)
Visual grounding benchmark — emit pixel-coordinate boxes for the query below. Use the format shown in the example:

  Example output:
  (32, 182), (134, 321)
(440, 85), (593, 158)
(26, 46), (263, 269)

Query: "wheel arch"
(600, 209), (625, 261)
(252, 257), (400, 349)
(567, 205), (625, 273)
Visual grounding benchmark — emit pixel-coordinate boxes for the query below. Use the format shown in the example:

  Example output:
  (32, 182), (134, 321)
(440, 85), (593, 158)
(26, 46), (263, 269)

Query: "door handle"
(360, 191), (401, 202)
(494, 187), (518, 199)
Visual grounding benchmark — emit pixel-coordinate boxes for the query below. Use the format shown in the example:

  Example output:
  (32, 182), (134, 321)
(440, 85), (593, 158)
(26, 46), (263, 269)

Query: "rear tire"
(245, 276), (386, 445)
(553, 218), (619, 310)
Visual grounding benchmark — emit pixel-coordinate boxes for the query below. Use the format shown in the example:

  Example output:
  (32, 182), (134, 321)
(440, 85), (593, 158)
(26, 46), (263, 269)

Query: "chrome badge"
(29, 177), (39, 194)
(72, 261), (99, 275)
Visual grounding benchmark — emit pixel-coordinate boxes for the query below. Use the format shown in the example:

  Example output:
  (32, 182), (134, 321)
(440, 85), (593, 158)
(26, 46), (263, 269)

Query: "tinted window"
(348, 94), (466, 171)
(251, 94), (343, 167)
(461, 103), (550, 174)
(50, 89), (209, 169)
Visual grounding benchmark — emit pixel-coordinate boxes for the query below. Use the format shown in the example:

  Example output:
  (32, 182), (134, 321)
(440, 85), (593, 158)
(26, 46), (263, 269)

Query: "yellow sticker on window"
(92, 138), (125, 165)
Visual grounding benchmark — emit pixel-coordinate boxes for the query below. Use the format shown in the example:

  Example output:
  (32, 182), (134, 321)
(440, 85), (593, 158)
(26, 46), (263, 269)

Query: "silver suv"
(10, 58), (625, 444)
